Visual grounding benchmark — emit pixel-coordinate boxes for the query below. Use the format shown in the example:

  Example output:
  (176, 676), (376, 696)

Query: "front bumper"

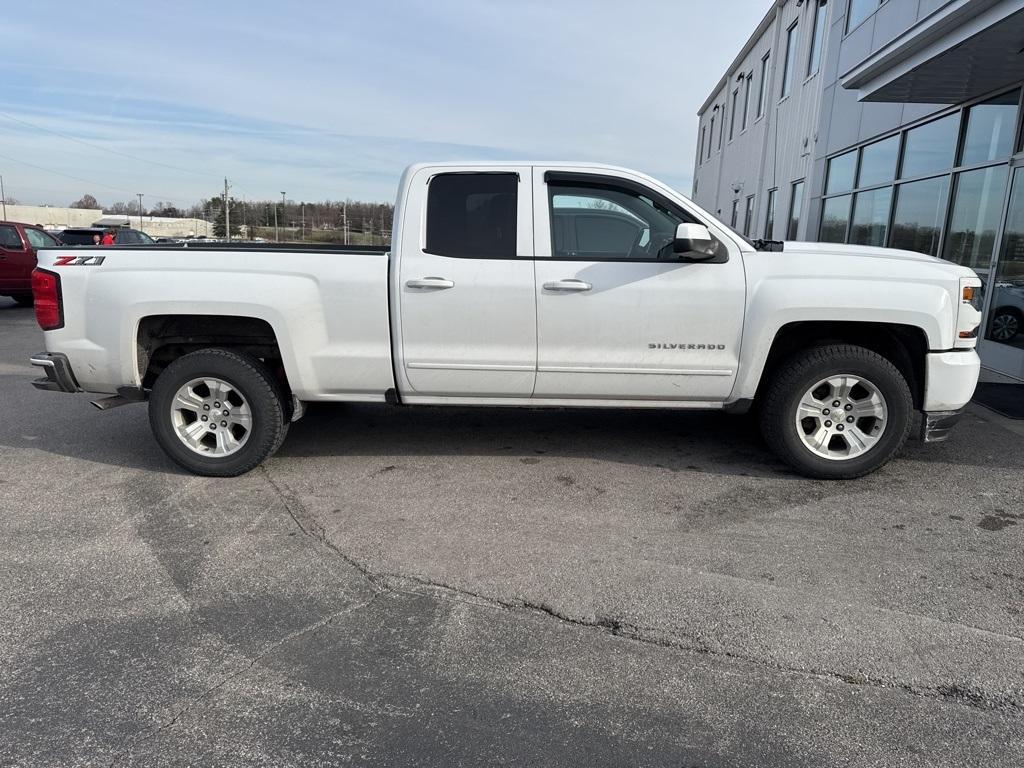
(923, 350), (980, 412)
(30, 352), (80, 393)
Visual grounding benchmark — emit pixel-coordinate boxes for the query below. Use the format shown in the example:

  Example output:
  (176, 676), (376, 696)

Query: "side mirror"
(673, 223), (716, 258)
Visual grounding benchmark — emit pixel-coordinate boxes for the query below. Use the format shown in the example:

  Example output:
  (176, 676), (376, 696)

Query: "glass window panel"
(729, 89), (739, 140)
(781, 22), (798, 98)
(847, 0), (878, 32)
(730, 200), (739, 227)
(808, 0), (827, 77)
(826, 150), (857, 194)
(849, 186), (892, 246)
(988, 166), (1024, 348)
(743, 195), (755, 237)
(942, 165), (1008, 273)
(426, 173), (518, 258)
(764, 188), (776, 239)
(900, 114), (958, 179)
(819, 195), (851, 242)
(960, 90), (1019, 167)
(787, 181), (804, 240)
(757, 53), (770, 118)
(889, 176), (949, 257)
(858, 135), (899, 188)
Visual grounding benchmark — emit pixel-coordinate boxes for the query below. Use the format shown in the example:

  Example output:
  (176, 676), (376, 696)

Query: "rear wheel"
(760, 344), (913, 479)
(149, 348), (288, 476)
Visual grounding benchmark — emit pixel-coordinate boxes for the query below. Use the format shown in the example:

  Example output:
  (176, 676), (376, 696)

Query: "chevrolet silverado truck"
(29, 162), (983, 479)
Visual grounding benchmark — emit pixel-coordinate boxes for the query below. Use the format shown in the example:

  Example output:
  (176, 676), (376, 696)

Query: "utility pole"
(137, 193), (144, 231)
(280, 192), (286, 242)
(224, 178), (231, 242)
(343, 200), (348, 245)
(273, 201), (279, 242)
(0, 175), (6, 220)
(301, 203), (305, 242)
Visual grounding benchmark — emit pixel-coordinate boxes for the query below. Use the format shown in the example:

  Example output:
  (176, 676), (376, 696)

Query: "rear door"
(396, 166), (536, 397)
(532, 169), (746, 401)
(0, 224), (33, 291)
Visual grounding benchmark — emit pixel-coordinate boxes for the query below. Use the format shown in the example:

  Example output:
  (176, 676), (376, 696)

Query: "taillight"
(32, 268), (63, 330)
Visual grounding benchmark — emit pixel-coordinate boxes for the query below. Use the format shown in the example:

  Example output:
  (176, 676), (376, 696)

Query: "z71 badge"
(53, 256), (106, 266)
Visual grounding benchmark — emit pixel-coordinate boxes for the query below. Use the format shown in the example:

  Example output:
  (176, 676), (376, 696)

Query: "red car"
(0, 221), (60, 307)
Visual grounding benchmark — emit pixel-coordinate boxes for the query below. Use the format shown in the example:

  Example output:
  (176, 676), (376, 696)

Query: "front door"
(532, 171), (746, 401)
(980, 163), (1024, 380)
(397, 167), (537, 397)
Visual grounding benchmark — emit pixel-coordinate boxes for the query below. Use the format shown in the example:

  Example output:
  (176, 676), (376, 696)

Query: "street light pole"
(137, 193), (144, 231)
(1, 175), (7, 220)
(280, 192), (286, 242)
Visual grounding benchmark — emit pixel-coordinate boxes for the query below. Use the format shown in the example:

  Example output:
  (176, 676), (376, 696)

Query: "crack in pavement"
(106, 591), (389, 767)
(257, 464), (1024, 715)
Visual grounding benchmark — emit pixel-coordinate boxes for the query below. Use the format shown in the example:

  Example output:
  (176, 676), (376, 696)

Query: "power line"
(0, 151), (186, 204)
(0, 110), (220, 181)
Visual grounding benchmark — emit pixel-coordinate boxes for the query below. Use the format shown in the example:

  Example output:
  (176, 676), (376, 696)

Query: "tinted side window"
(136, 231), (155, 244)
(425, 173), (517, 258)
(549, 183), (687, 261)
(0, 225), (22, 248)
(25, 228), (59, 248)
(60, 231), (97, 245)
(116, 231), (136, 244)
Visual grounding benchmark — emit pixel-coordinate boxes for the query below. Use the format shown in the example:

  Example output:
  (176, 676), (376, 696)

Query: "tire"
(11, 293), (33, 307)
(990, 307), (1022, 342)
(760, 344), (913, 480)
(148, 348), (289, 476)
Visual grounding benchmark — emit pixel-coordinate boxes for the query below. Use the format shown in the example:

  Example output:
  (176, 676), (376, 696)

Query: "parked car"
(0, 221), (60, 306)
(29, 161), (983, 480)
(57, 227), (156, 246)
(988, 280), (1024, 342)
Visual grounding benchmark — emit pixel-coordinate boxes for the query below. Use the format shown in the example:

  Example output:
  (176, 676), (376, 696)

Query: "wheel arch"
(750, 321), (929, 409)
(136, 314), (291, 394)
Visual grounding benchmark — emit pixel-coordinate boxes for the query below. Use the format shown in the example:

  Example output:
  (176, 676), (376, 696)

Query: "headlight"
(956, 277), (983, 347)
(962, 285), (983, 311)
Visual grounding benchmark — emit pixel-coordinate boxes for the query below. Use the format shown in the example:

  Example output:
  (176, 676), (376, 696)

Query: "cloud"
(3, 0), (768, 205)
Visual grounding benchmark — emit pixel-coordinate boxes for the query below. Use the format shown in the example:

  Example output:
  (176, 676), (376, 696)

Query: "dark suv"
(58, 227), (156, 246)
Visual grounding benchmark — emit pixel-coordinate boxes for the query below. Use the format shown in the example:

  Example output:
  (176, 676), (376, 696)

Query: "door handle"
(543, 279), (592, 292)
(406, 277), (455, 290)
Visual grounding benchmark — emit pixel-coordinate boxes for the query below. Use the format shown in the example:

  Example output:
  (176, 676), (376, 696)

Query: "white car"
(29, 162), (983, 479)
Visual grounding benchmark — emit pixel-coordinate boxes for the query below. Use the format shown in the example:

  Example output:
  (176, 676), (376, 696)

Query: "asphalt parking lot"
(1, 296), (1023, 766)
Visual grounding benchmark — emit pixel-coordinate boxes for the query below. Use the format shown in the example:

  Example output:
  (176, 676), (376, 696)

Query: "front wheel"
(760, 344), (913, 479)
(148, 348), (289, 476)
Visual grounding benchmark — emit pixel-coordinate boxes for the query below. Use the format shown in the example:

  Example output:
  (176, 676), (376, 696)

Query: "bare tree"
(70, 194), (100, 209)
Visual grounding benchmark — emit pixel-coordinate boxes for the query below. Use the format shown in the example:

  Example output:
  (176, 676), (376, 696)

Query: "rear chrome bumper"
(920, 408), (964, 443)
(30, 352), (80, 393)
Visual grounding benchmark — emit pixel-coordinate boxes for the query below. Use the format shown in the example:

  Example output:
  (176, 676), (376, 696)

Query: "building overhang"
(841, 0), (1024, 103)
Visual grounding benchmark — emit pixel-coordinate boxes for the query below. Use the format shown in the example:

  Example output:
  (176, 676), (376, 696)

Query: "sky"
(1, 0), (769, 209)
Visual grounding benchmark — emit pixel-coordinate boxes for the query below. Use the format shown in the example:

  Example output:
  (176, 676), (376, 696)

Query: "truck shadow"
(278, 403), (786, 479)
(5, 394), (1022, 476)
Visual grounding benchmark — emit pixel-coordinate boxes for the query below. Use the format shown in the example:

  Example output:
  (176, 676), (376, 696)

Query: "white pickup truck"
(29, 162), (983, 479)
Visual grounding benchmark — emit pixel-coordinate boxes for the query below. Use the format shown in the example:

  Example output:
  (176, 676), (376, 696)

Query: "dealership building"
(692, 0), (1024, 382)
